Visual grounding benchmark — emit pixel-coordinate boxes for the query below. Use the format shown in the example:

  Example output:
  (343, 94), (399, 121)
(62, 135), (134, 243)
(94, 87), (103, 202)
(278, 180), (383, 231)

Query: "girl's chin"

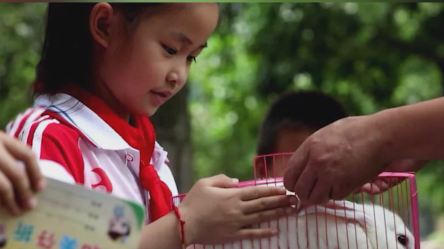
(140, 106), (158, 117)
(128, 100), (160, 117)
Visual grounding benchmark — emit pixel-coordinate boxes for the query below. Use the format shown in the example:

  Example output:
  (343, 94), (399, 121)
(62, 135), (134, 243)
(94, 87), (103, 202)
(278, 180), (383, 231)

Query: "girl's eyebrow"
(171, 31), (208, 49)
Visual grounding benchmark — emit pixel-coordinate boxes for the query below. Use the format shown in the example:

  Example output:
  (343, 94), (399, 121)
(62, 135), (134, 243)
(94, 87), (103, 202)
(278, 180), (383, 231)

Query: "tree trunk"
(150, 84), (193, 193)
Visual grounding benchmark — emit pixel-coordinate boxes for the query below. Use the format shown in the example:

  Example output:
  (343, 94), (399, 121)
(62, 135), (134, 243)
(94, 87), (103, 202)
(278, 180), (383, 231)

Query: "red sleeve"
(6, 107), (44, 138)
(24, 117), (85, 184)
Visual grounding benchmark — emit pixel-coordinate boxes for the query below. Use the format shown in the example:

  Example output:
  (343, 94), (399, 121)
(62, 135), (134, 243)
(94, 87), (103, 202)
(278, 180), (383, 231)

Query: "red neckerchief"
(55, 86), (172, 222)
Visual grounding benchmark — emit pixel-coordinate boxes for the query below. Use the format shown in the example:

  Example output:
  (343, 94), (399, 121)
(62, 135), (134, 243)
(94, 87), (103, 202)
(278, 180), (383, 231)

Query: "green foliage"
(0, 3), (46, 128)
(189, 2), (444, 221)
(1, 2), (443, 238)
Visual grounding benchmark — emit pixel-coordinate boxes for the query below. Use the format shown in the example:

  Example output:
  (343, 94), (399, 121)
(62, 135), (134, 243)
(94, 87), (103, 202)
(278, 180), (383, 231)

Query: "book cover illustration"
(0, 178), (145, 249)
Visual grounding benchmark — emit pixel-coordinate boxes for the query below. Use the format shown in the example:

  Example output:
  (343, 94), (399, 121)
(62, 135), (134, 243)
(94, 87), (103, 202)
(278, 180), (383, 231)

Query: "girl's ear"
(90, 2), (114, 48)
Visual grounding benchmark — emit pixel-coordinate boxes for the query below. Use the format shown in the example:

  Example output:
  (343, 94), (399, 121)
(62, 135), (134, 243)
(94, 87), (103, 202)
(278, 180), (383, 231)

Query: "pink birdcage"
(172, 153), (420, 249)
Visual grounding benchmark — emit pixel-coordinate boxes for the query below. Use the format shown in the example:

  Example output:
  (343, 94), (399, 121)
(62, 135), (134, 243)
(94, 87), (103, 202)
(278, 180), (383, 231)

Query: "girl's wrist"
(178, 205), (195, 246)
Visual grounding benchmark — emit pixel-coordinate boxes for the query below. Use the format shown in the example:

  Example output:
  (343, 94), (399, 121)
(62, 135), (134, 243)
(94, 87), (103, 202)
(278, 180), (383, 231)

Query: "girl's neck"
(90, 46), (132, 123)
(90, 80), (132, 123)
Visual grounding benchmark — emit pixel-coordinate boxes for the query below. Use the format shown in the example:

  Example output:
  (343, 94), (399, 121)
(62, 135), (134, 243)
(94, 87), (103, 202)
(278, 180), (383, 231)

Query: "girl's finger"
(0, 132), (44, 192)
(242, 195), (297, 214)
(0, 140), (36, 210)
(240, 186), (286, 202)
(234, 227), (279, 241)
(241, 206), (295, 226)
(0, 170), (21, 216)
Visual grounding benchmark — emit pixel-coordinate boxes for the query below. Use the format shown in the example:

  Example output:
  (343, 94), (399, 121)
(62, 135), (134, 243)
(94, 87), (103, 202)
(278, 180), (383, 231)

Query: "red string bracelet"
(173, 206), (186, 249)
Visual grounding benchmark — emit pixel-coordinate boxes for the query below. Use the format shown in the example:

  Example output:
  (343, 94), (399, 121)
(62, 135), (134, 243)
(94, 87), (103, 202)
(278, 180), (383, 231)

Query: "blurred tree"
(188, 3), (444, 239)
(151, 85), (194, 192)
(0, 2), (46, 127)
(190, 2), (443, 175)
(188, 3), (444, 230)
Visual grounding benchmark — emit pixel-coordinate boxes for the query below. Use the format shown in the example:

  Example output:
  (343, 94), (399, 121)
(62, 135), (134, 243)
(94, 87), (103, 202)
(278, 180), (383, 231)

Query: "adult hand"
(283, 115), (389, 205)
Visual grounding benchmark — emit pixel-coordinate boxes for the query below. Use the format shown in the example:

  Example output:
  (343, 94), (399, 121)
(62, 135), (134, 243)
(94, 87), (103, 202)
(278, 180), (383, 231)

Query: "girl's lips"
(150, 91), (172, 105)
(151, 90), (172, 98)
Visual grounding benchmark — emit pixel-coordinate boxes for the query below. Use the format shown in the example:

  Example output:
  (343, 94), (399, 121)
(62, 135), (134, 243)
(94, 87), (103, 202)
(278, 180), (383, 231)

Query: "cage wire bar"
(172, 153), (420, 249)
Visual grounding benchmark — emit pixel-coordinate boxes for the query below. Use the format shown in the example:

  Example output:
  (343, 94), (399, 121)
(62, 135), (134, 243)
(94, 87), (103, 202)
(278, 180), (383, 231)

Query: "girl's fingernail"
(231, 178), (239, 184)
(271, 228), (279, 235)
(26, 197), (37, 209)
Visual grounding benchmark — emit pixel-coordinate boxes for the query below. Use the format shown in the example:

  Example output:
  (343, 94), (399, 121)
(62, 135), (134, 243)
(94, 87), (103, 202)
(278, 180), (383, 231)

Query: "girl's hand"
(179, 174), (297, 245)
(0, 131), (45, 215)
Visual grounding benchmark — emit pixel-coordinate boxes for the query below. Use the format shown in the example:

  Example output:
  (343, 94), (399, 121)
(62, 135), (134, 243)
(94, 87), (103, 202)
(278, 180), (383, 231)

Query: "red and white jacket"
(5, 95), (50, 138)
(6, 93), (178, 223)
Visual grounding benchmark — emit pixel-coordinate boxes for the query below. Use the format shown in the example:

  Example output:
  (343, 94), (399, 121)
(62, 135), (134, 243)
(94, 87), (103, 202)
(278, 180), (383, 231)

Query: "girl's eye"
(187, 56), (197, 63)
(162, 45), (177, 55)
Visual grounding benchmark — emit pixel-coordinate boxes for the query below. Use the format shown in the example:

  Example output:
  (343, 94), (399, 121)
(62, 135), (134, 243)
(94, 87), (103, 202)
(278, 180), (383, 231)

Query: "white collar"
(46, 93), (132, 151)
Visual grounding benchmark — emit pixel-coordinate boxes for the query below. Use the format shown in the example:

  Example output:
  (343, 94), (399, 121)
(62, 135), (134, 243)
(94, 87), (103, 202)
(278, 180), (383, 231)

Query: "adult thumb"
(208, 174), (239, 188)
(283, 140), (309, 192)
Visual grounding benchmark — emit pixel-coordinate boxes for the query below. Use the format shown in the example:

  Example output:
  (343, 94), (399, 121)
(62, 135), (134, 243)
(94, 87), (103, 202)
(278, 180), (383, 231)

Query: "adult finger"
(0, 169), (21, 216)
(242, 195), (298, 214)
(306, 177), (330, 205)
(0, 141), (35, 210)
(241, 206), (296, 226)
(283, 141), (309, 193)
(360, 181), (386, 195)
(359, 177), (404, 195)
(240, 186), (286, 201)
(291, 162), (318, 203)
(2, 133), (45, 193)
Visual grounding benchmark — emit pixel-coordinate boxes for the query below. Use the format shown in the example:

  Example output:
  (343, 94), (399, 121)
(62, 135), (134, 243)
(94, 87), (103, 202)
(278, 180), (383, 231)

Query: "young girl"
(3, 3), (297, 249)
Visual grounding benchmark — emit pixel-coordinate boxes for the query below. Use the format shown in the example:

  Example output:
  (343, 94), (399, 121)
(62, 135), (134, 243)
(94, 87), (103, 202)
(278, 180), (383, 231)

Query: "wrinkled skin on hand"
(283, 116), (389, 205)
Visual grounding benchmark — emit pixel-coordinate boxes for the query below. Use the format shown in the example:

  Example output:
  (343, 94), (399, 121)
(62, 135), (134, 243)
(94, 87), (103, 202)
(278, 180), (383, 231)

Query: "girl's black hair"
(35, 3), (166, 96)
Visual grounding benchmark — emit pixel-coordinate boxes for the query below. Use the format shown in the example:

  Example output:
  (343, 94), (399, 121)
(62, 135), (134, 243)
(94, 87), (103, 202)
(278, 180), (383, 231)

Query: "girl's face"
(91, 3), (219, 119)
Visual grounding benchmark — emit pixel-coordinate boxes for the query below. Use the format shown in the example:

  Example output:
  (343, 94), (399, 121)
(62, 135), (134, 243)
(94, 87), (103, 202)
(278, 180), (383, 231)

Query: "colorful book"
(0, 178), (145, 249)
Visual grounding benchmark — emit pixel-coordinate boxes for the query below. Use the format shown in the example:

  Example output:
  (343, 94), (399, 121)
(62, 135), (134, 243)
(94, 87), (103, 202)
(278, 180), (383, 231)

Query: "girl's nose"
(166, 71), (178, 84)
(166, 66), (187, 88)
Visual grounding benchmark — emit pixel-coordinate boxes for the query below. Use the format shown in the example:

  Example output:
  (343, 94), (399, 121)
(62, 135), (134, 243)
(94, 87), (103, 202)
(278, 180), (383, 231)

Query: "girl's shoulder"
(6, 106), (46, 137)
(17, 110), (86, 171)
(12, 108), (86, 184)
(6, 105), (82, 148)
